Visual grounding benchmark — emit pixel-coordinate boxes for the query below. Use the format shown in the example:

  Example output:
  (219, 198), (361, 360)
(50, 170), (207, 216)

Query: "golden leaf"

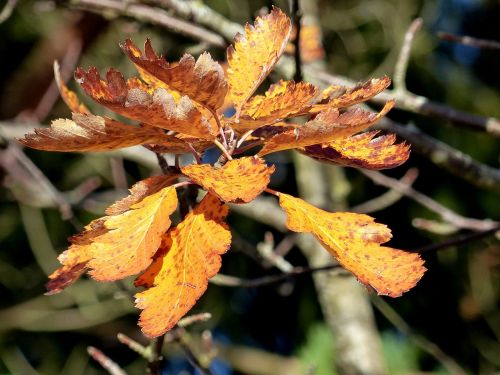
(279, 193), (426, 296)
(121, 39), (228, 111)
(135, 193), (231, 337)
(20, 113), (191, 153)
(181, 157), (274, 203)
(285, 24), (325, 63)
(302, 131), (410, 169)
(88, 184), (178, 281)
(227, 7), (292, 116)
(232, 80), (319, 132)
(75, 67), (216, 139)
(258, 100), (394, 156)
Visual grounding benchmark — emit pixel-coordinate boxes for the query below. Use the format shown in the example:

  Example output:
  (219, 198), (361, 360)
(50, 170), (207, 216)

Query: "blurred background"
(0, 0), (499, 374)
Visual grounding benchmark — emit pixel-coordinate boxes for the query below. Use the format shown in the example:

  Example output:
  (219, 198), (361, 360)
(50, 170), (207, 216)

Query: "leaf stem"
(264, 187), (280, 197)
(213, 139), (233, 160)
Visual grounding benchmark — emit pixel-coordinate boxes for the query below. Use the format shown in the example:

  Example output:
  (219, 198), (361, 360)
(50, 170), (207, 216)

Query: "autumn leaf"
(46, 218), (107, 295)
(311, 76), (392, 113)
(227, 7), (292, 117)
(75, 67), (217, 139)
(19, 113), (192, 153)
(302, 131), (410, 170)
(231, 80), (320, 132)
(181, 157), (275, 203)
(87, 184), (178, 281)
(285, 24), (325, 63)
(279, 193), (426, 297)
(121, 39), (228, 111)
(54, 61), (90, 114)
(258, 100), (395, 156)
(135, 193), (231, 337)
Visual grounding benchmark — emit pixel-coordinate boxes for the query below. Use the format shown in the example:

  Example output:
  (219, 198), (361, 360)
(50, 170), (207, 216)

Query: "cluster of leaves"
(21, 7), (425, 338)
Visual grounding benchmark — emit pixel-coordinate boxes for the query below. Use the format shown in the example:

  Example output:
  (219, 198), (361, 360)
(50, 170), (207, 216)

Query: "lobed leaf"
(135, 193), (231, 337)
(232, 80), (320, 132)
(75, 67), (216, 139)
(20, 113), (192, 153)
(227, 7), (292, 117)
(258, 101), (395, 156)
(311, 76), (392, 113)
(88, 184), (178, 281)
(302, 131), (410, 170)
(181, 157), (274, 203)
(279, 193), (426, 297)
(121, 39), (228, 111)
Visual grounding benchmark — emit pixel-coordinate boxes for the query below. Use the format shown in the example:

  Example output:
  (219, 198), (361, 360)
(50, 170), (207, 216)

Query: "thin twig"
(393, 18), (423, 92)
(87, 347), (127, 375)
(210, 264), (344, 288)
(438, 32), (500, 50)
(117, 333), (152, 360)
(360, 169), (498, 231)
(154, 152), (169, 174)
(71, 0), (226, 47)
(370, 295), (467, 375)
(351, 168), (419, 214)
(177, 312), (212, 328)
(0, 0), (18, 24)
(414, 226), (500, 253)
(290, 0), (303, 82)
(147, 336), (165, 375)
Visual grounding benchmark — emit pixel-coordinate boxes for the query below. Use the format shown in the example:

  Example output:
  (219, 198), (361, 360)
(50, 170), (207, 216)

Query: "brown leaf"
(54, 61), (90, 114)
(20, 113), (191, 153)
(258, 100), (395, 156)
(227, 7), (292, 117)
(232, 80), (319, 132)
(279, 193), (426, 297)
(88, 185), (178, 281)
(181, 157), (274, 203)
(121, 39), (228, 111)
(302, 131), (410, 169)
(75, 67), (216, 139)
(135, 193), (231, 337)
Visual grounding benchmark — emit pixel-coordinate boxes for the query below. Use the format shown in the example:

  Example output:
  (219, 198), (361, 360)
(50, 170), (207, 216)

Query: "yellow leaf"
(75, 67), (216, 139)
(258, 100), (395, 156)
(181, 157), (274, 203)
(302, 131), (410, 169)
(227, 7), (292, 117)
(20, 113), (191, 153)
(135, 193), (231, 337)
(88, 184), (178, 281)
(121, 39), (228, 111)
(279, 193), (426, 297)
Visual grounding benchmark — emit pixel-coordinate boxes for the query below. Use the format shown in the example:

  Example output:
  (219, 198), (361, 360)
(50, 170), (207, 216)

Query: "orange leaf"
(302, 131), (410, 170)
(227, 7), (292, 116)
(53, 61), (90, 114)
(279, 193), (426, 297)
(121, 39), (228, 111)
(20, 113), (191, 153)
(88, 184), (178, 281)
(46, 218), (107, 294)
(286, 24), (325, 63)
(231, 80), (319, 132)
(135, 193), (231, 337)
(181, 157), (274, 203)
(258, 100), (394, 156)
(75, 67), (216, 139)
(311, 76), (392, 113)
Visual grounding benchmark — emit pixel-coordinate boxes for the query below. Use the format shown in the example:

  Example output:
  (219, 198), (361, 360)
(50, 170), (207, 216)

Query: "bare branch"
(393, 18), (423, 92)
(360, 169), (498, 231)
(438, 32), (500, 50)
(87, 346), (127, 375)
(71, 0), (226, 47)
